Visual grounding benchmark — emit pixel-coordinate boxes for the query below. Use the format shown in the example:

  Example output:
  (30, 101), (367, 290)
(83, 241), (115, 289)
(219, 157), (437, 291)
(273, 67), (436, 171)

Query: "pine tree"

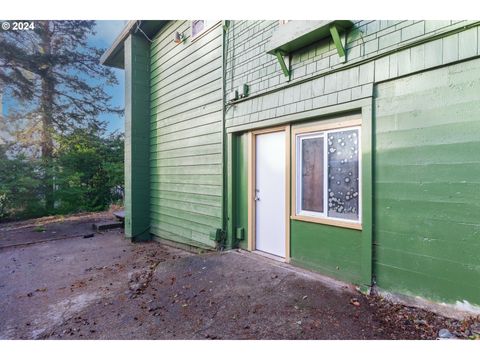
(0, 20), (121, 212)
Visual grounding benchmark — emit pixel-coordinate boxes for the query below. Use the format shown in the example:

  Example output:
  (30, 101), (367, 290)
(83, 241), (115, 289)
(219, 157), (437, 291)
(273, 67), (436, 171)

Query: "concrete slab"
(0, 213), (478, 339)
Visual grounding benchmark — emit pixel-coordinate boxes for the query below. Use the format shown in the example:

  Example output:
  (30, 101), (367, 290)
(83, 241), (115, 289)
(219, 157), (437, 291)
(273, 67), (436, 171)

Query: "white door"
(255, 131), (286, 258)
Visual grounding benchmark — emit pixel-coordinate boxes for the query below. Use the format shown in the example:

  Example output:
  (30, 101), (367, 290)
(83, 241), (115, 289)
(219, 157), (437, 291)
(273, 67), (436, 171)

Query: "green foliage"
(0, 146), (46, 219)
(0, 129), (124, 221)
(54, 128), (124, 215)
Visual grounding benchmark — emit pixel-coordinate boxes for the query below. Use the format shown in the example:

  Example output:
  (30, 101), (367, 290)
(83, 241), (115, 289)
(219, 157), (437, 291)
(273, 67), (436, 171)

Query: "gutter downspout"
(221, 20), (232, 250)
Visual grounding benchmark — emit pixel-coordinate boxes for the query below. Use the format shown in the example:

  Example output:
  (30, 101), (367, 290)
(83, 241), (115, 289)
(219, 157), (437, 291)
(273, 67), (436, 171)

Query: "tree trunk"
(39, 21), (55, 213)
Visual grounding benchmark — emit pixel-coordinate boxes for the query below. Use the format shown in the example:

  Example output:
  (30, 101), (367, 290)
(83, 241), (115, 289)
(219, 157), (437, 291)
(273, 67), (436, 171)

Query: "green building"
(102, 20), (480, 312)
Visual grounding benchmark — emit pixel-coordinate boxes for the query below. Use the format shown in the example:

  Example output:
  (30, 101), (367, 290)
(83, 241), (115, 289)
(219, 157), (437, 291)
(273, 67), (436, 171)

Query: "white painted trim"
(296, 132), (326, 217)
(252, 250), (286, 263)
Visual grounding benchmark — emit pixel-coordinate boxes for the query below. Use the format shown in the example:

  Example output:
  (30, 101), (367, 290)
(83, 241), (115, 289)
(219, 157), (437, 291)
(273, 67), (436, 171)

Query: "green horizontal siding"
(151, 207), (221, 228)
(150, 133), (222, 153)
(152, 183), (222, 197)
(150, 143), (221, 160)
(149, 21), (224, 248)
(374, 58), (480, 306)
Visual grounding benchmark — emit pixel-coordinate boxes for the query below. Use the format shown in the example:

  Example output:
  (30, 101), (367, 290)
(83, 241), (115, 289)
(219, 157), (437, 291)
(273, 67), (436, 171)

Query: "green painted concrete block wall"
(290, 221), (363, 283)
(374, 58), (480, 306)
(124, 34), (151, 241)
(149, 21), (224, 249)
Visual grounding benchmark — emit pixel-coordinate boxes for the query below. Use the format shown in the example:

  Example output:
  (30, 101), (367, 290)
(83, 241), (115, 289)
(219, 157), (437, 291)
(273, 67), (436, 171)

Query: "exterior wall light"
(173, 32), (186, 44)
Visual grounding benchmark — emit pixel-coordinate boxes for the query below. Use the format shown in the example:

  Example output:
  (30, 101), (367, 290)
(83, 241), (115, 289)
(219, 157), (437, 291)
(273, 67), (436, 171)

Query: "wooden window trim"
(291, 117), (363, 230)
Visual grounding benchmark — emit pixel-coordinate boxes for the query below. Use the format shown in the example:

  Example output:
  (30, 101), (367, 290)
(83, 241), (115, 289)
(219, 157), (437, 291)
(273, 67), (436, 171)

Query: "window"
(294, 125), (361, 226)
(191, 20), (218, 39)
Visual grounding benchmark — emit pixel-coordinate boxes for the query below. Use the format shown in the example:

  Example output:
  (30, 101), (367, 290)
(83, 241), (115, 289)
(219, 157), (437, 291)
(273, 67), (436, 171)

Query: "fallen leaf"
(350, 298), (360, 307)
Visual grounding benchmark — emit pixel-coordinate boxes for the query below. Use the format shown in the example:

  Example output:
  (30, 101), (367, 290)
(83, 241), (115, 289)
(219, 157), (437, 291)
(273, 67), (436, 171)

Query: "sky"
(1, 20), (127, 134)
(90, 20), (126, 133)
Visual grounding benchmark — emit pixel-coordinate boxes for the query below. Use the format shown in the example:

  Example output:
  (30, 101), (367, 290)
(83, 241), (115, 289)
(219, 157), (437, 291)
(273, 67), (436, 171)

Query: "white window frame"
(191, 20), (219, 40)
(296, 132), (326, 218)
(295, 125), (362, 226)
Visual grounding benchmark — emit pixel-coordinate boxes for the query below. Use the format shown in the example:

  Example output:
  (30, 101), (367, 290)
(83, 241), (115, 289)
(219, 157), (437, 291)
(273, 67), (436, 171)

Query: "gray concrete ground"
(1, 213), (478, 340)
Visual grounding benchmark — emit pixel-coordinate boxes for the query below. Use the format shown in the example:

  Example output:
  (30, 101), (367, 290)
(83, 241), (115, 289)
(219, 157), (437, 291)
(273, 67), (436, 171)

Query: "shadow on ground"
(0, 213), (478, 340)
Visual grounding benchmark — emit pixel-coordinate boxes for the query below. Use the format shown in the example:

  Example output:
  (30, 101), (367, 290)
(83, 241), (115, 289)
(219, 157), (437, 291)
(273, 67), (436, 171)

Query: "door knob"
(254, 196), (260, 201)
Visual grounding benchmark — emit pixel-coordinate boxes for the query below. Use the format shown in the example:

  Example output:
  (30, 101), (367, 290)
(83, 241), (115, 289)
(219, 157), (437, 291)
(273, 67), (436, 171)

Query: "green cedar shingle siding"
(225, 20), (480, 131)
(149, 21), (224, 249)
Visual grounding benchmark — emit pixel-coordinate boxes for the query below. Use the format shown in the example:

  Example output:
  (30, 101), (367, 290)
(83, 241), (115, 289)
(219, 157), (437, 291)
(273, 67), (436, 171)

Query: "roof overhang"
(100, 20), (168, 69)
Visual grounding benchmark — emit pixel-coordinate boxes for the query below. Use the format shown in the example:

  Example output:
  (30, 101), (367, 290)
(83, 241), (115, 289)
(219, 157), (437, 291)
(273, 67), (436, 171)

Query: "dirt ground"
(0, 212), (115, 249)
(0, 213), (478, 340)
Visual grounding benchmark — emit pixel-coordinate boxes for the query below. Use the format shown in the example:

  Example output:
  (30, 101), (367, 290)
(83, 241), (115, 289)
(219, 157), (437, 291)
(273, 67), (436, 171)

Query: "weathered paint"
(149, 21), (224, 249)
(124, 34), (151, 241)
(374, 58), (480, 306)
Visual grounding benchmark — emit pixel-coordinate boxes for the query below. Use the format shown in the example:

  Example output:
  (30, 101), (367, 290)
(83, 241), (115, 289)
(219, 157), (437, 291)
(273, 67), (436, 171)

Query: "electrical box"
(235, 227), (244, 240)
(228, 90), (239, 102)
(238, 84), (249, 98)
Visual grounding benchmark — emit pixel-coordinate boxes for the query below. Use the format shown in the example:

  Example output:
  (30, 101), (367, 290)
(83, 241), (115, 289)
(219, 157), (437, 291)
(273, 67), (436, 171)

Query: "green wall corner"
(124, 34), (151, 241)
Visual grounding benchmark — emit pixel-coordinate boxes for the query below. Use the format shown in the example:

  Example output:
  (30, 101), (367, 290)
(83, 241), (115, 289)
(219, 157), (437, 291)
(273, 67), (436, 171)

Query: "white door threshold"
(252, 250), (286, 262)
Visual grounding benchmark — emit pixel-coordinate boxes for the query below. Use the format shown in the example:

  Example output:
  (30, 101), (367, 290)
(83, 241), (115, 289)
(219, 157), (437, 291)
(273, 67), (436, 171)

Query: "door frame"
(247, 125), (291, 261)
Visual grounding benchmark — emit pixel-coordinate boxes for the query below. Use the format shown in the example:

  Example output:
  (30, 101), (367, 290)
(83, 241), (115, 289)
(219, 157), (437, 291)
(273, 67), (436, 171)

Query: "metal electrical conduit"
(220, 20), (231, 249)
(226, 21), (480, 106)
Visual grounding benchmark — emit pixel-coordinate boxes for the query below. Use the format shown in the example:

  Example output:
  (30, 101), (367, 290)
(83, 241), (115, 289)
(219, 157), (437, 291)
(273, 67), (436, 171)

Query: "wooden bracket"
(275, 50), (291, 79)
(329, 24), (347, 63)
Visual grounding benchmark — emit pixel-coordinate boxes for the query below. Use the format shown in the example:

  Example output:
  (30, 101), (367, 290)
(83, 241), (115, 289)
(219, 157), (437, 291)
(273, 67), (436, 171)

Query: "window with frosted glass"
(296, 126), (360, 223)
(327, 129), (359, 221)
